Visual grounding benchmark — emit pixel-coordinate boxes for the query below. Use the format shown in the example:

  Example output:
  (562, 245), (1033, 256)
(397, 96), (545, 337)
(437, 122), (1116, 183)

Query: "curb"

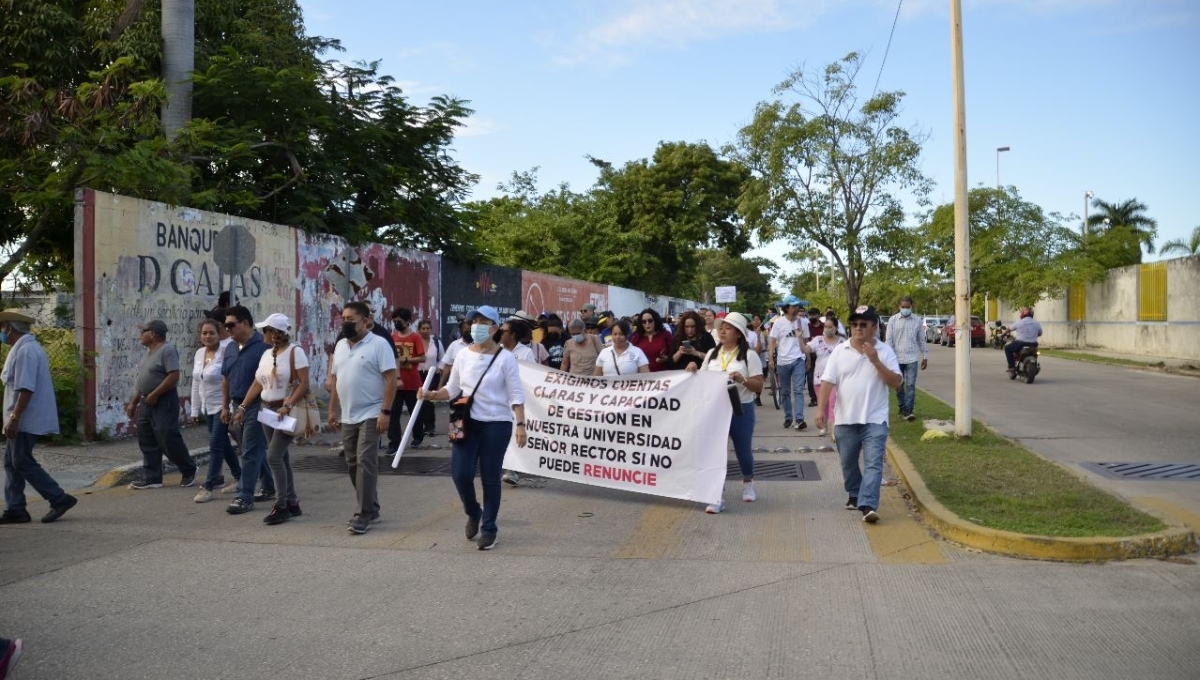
(93, 447), (212, 488)
(886, 439), (1199, 562)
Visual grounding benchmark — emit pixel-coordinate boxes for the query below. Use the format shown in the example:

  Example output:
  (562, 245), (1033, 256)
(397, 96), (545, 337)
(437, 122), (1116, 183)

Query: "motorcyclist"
(1004, 307), (1042, 376)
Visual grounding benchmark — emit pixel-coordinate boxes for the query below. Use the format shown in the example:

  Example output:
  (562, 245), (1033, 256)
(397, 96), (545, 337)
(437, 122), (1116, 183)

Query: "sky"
(298, 0), (1199, 284)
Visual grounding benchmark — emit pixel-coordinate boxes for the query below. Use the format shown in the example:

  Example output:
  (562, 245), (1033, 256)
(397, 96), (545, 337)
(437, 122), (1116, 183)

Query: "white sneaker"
(705, 499), (726, 514)
(742, 482), (757, 502)
(193, 488), (214, 503)
(218, 481), (238, 494)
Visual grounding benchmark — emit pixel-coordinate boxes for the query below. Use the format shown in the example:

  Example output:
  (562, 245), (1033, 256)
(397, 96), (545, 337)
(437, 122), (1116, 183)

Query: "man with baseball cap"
(767, 295), (812, 430)
(814, 305), (902, 523)
(127, 319), (199, 489)
(0, 309), (78, 524)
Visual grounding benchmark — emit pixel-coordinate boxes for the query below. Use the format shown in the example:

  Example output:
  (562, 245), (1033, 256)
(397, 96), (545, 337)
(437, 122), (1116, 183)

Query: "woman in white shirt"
(418, 306), (526, 551)
(687, 312), (764, 514)
(593, 320), (650, 376)
(808, 323), (843, 436)
(232, 313), (309, 526)
(191, 318), (242, 502)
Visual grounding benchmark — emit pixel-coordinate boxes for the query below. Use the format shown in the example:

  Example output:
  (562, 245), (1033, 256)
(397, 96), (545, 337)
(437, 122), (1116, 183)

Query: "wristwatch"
(381, 409), (392, 416)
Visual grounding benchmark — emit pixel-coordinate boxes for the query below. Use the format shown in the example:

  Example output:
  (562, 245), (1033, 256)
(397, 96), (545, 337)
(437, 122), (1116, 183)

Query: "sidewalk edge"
(886, 439), (1198, 562)
(93, 448), (212, 489)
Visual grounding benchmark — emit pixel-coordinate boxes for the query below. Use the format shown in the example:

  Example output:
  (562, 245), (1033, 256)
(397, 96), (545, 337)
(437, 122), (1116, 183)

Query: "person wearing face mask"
(327, 302), (398, 534)
(388, 307), (426, 452)
(540, 314), (567, 370)
(559, 318), (604, 376)
(418, 306), (527, 551)
(808, 320), (844, 437)
(883, 295), (928, 422)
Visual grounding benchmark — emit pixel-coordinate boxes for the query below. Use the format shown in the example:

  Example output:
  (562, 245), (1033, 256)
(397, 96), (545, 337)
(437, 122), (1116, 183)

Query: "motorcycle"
(1009, 345), (1041, 383)
(990, 323), (1010, 350)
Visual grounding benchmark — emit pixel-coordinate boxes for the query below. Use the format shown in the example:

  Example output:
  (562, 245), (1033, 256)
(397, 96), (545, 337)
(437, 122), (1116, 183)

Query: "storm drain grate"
(293, 455), (821, 481)
(292, 455), (453, 476)
(1081, 462), (1200, 481)
(731, 460), (820, 481)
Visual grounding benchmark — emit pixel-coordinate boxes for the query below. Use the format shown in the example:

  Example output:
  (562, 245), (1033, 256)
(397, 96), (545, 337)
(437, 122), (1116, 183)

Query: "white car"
(922, 316), (949, 343)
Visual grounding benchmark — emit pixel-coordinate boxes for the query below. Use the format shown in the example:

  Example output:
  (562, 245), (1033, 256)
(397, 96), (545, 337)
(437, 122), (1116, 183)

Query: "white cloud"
(555, 0), (834, 67)
(457, 117), (502, 138)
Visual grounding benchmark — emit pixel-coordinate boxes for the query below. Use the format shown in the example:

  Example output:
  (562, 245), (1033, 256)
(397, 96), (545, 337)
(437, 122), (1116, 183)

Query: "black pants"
(419, 370), (439, 434)
(387, 390), (421, 452)
(806, 359), (818, 403)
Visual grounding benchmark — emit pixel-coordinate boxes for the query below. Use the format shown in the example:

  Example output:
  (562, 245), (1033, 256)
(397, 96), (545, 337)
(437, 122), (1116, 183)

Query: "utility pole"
(162, 0), (195, 141)
(950, 0), (972, 437)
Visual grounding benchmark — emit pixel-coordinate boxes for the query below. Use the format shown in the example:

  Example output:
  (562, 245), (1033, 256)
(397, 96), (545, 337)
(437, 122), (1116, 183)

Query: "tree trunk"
(161, 0), (194, 141)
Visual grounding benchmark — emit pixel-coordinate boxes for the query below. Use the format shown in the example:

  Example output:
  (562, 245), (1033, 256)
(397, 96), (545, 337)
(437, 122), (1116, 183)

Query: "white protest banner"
(714, 286), (737, 303)
(506, 363), (732, 505)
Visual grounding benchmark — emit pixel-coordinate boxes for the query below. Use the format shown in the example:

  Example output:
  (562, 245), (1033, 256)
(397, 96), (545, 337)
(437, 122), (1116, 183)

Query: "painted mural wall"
(441, 262), (522, 342)
(521, 271), (607, 324)
(76, 190), (297, 436)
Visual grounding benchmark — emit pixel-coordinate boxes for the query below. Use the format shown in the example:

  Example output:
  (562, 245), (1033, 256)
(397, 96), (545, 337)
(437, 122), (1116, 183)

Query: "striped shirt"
(884, 313), (928, 364)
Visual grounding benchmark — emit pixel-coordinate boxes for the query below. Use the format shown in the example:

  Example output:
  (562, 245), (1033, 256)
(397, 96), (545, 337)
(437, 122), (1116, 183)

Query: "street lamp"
(1084, 190), (1094, 235)
(995, 146), (1010, 188)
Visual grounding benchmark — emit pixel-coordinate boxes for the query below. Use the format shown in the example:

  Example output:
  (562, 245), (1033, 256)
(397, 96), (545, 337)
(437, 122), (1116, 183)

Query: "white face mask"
(470, 324), (491, 344)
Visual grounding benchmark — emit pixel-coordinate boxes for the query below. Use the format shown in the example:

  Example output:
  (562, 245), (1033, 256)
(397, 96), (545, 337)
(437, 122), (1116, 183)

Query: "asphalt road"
(917, 342), (1200, 516)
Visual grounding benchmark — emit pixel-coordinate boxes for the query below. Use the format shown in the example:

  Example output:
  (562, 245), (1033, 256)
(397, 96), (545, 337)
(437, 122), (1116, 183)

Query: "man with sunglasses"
(814, 306), (902, 524)
(220, 306), (272, 514)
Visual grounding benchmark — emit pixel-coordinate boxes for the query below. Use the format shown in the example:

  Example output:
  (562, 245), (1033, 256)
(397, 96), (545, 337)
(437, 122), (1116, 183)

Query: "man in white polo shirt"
(327, 301), (397, 535)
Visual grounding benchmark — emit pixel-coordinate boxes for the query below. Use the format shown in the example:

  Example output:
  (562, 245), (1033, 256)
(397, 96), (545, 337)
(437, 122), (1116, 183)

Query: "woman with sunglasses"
(669, 310), (715, 371)
(594, 320), (650, 376)
(630, 308), (673, 372)
(686, 312), (763, 513)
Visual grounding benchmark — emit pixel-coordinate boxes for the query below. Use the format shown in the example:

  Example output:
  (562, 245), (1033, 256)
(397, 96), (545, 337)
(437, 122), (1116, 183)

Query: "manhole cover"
(729, 460), (820, 481)
(1081, 462), (1200, 480)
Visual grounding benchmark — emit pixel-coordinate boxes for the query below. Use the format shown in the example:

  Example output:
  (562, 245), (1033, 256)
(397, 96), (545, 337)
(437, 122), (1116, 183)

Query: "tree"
(690, 249), (778, 314)
(730, 51), (932, 311)
(0, 0), (481, 288)
(1086, 197), (1158, 265)
(1159, 226), (1200, 257)
(919, 186), (1093, 307)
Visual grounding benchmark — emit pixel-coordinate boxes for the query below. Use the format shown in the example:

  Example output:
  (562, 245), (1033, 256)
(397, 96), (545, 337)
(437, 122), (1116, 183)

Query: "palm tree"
(1159, 225), (1200, 257)
(1087, 197), (1158, 260)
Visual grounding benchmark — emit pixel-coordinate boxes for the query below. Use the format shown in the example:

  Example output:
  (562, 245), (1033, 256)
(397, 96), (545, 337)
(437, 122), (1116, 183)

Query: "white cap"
(254, 312), (291, 332)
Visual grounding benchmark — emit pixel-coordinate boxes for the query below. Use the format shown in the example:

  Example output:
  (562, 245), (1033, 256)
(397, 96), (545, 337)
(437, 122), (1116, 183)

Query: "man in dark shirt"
(221, 306), (271, 514)
(126, 320), (198, 489)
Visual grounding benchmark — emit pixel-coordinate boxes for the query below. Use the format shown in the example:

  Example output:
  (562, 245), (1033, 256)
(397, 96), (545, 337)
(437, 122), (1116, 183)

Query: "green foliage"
(690, 250), (778, 314)
(918, 186), (1093, 307)
(1159, 225), (1200, 257)
(1, 0), (481, 288)
(729, 51), (933, 311)
(0, 329), (84, 443)
(1085, 197), (1158, 265)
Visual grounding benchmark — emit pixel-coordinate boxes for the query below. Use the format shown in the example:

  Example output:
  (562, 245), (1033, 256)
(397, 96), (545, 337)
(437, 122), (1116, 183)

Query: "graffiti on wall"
(83, 191), (297, 435)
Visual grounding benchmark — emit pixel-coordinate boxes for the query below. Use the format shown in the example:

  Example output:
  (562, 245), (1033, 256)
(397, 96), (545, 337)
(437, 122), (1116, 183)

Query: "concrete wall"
(1011, 255), (1200, 362)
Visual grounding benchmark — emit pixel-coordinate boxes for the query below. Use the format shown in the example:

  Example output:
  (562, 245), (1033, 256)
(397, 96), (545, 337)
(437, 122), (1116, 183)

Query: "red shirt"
(391, 330), (425, 391)
(632, 330), (674, 372)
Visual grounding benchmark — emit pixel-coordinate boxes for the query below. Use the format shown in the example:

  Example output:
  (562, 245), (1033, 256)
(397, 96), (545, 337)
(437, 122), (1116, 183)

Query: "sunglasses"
(224, 323), (237, 330)
(641, 318), (654, 323)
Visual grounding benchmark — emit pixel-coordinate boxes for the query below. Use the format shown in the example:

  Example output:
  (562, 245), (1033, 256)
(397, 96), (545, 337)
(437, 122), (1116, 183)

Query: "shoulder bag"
(448, 349), (502, 442)
(287, 346), (322, 441)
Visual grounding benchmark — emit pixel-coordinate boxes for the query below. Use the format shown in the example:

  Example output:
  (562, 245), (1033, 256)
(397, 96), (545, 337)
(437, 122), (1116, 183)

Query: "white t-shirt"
(190, 340), (229, 416)
(820, 341), (901, 425)
(595, 345), (649, 376)
(419, 335), (443, 372)
(440, 337), (469, 370)
(509, 343), (535, 363)
(702, 347), (764, 403)
(255, 344), (309, 403)
(797, 316), (811, 341)
(769, 315), (804, 365)
(808, 336), (842, 385)
(446, 347), (525, 423)
(331, 333), (397, 424)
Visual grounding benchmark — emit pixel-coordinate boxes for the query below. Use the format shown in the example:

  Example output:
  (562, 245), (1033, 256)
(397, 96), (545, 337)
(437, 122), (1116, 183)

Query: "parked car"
(923, 316), (949, 343)
(939, 315), (986, 347)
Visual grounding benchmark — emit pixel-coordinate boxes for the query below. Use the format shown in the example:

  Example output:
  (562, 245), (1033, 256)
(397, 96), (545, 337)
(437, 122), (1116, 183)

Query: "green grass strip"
(890, 389), (1165, 537)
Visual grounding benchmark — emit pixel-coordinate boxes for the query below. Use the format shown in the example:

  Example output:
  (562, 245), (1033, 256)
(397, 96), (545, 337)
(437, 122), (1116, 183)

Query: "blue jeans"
(4, 432), (67, 511)
(235, 402), (268, 504)
(729, 401), (756, 480)
(776, 360), (806, 423)
(135, 392), (197, 484)
(203, 414), (241, 491)
(895, 362), (919, 414)
(835, 422), (889, 511)
(451, 420), (512, 536)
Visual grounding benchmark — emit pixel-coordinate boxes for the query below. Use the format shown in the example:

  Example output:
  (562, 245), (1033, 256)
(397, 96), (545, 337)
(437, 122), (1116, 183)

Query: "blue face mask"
(470, 324), (492, 344)
(0, 331), (7, 344)
(900, 308), (912, 317)
(572, 333), (585, 343)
